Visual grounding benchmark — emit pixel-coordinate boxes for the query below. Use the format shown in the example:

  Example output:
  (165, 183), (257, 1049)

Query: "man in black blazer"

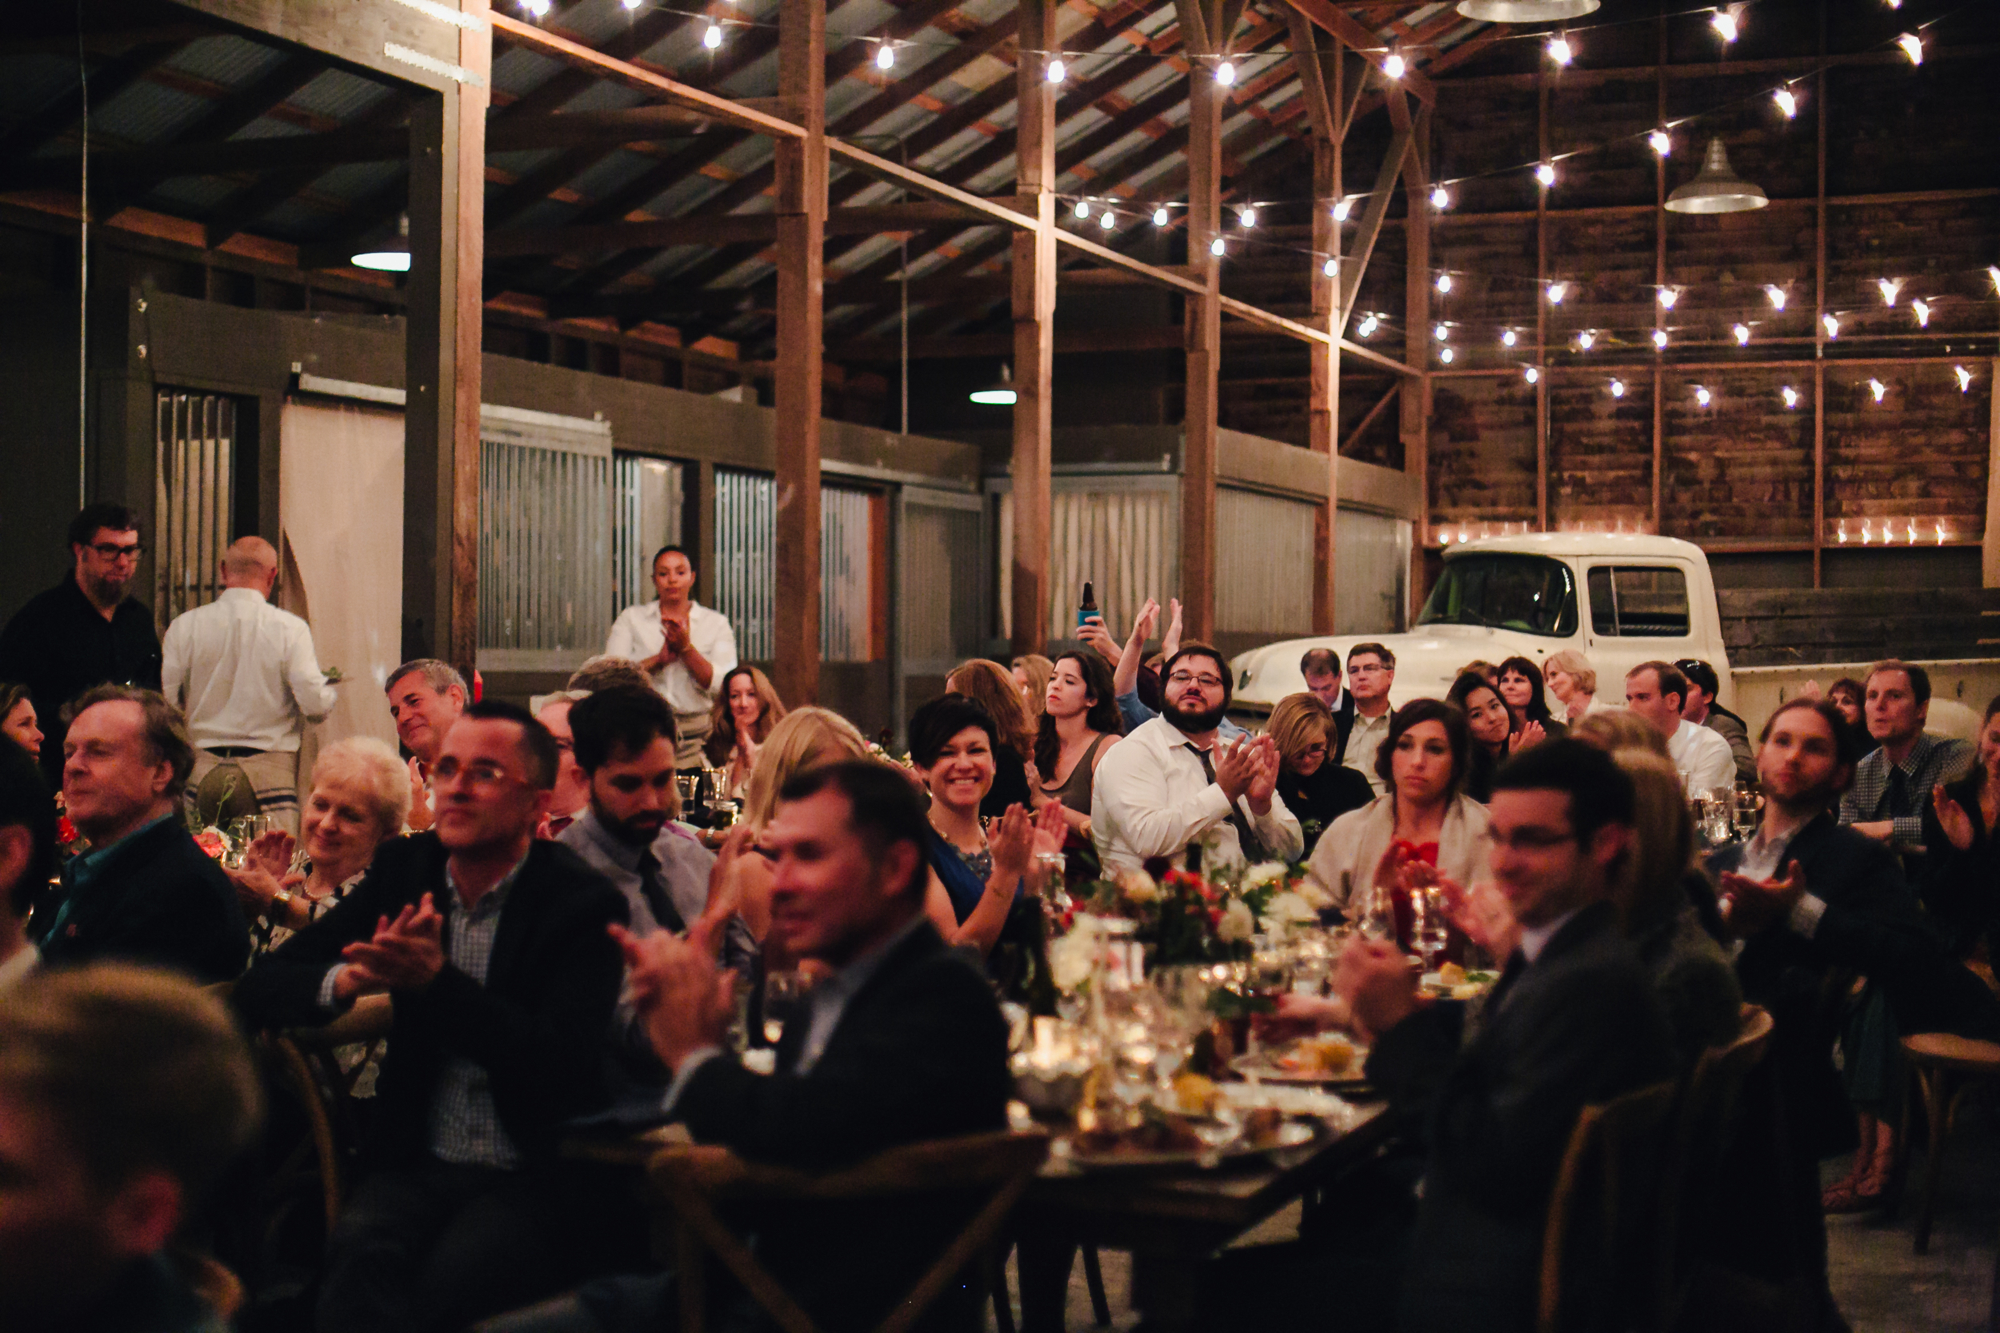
(1302, 648), (1356, 764)
(233, 701), (631, 1333)
(482, 760), (1011, 1333)
(1336, 741), (1676, 1333)
(30, 686), (246, 983)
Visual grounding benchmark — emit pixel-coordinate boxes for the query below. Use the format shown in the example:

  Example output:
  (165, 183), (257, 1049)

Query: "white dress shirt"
(1090, 717), (1303, 874)
(604, 600), (738, 716)
(1343, 706), (1394, 796)
(161, 587), (337, 752)
(1667, 718), (1735, 796)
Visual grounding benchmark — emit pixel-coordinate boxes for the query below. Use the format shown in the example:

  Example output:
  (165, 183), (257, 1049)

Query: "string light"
(1774, 87), (1798, 119)
(1046, 57), (1065, 84)
(1652, 329), (1668, 349)
(1657, 287), (1680, 310)
(1781, 386), (1800, 409)
(1239, 206), (1257, 228)
(1440, 347), (1455, 364)
(1099, 210), (1114, 230)
(1576, 330), (1596, 350)
(1430, 184), (1451, 211)
(1535, 162), (1557, 188)
(1383, 52), (1406, 81)
(1332, 198), (1352, 223)
(875, 41), (895, 70)
(1990, 267), (2000, 294)
(1733, 323), (1752, 345)
(1957, 365), (1974, 392)
(1711, 8), (1739, 44)
(1153, 206), (1169, 226)
(1074, 200), (1090, 219)
(1547, 282), (1569, 305)
(1434, 323), (1450, 342)
(1648, 129), (1671, 157)
(1694, 385), (1712, 407)
(1323, 257), (1337, 277)
(1436, 272), (1453, 294)
(703, 20), (722, 48)
(621, 0), (640, 11)
(522, 0), (551, 15)
(1868, 378), (1887, 402)
(1897, 32), (1923, 65)
(1209, 237), (1225, 257)
(1876, 278), (1903, 305)
(1216, 60), (1236, 87)
(1609, 378), (1626, 398)
(1358, 314), (1379, 338)
(1912, 299), (1930, 327)
(1822, 312), (1840, 339)
(1547, 35), (1573, 67)
(1525, 367), (1540, 384)
(1501, 329), (1518, 347)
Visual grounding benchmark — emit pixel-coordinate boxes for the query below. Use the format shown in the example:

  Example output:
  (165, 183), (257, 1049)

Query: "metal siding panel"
(1216, 488), (1315, 636)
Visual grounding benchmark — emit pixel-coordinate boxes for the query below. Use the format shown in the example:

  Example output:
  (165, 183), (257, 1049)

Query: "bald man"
(162, 537), (338, 834)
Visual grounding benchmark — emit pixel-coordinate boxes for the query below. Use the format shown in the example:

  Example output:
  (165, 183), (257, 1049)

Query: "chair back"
(193, 761), (258, 829)
(1537, 1077), (1680, 1333)
(648, 1128), (1050, 1333)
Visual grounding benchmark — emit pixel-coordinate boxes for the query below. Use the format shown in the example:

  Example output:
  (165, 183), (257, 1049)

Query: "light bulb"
(1323, 258), (1337, 277)
(1822, 312), (1840, 338)
(1547, 35), (1573, 66)
(1876, 278), (1902, 305)
(1358, 314), (1378, 338)
(1576, 330), (1595, 350)
(1897, 32), (1923, 65)
(1332, 198), (1352, 222)
(1216, 60), (1235, 87)
(1434, 323), (1450, 342)
(1989, 266), (2000, 294)
(875, 42), (895, 70)
(1868, 378), (1887, 402)
(1383, 53), (1405, 81)
(1733, 323), (1751, 345)
(1956, 364), (1974, 392)
(1711, 9), (1738, 43)
(1099, 210), (1114, 230)
(1765, 285), (1788, 310)
(1239, 207), (1256, 228)
(1648, 129), (1671, 157)
(1782, 385), (1800, 409)
(523, 0), (550, 14)
(1609, 379), (1626, 398)
(1535, 162), (1557, 188)
(1695, 385), (1712, 407)
(1658, 287), (1679, 309)
(1435, 273), (1452, 294)
(1046, 58), (1065, 84)
(1073, 200), (1090, 219)
(703, 20), (722, 48)
(1912, 299), (1930, 327)
(1210, 237), (1225, 257)
(1649, 329), (1667, 350)
(1525, 367), (1540, 384)
(1153, 206), (1169, 227)
(1440, 347), (1454, 364)
(1501, 329), (1517, 347)
(1430, 184), (1450, 211)
(1862, 522), (1873, 545)
(621, 0), (640, 10)
(1774, 88), (1798, 119)
(1838, 522), (1848, 543)
(1547, 281), (1568, 305)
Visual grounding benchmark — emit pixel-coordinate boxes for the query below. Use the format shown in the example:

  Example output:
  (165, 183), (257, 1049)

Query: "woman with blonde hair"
(1012, 654), (1054, 723)
(1267, 693), (1371, 857)
(703, 665), (787, 799)
(1543, 648), (1605, 723)
(946, 659), (1038, 817)
(1571, 707), (1670, 760)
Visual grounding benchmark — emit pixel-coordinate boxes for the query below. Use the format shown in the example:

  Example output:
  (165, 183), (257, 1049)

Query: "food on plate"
(1436, 961), (1466, 987)
(1172, 1071), (1220, 1116)
(1241, 1106), (1286, 1147)
(1275, 1034), (1355, 1077)
(1072, 1104), (1206, 1156)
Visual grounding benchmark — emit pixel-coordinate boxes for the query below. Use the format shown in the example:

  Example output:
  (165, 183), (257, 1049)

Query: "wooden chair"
(647, 1128), (1050, 1333)
(1896, 1032), (2000, 1254)
(259, 994), (393, 1237)
(1537, 1077), (1680, 1333)
(179, 1250), (246, 1321)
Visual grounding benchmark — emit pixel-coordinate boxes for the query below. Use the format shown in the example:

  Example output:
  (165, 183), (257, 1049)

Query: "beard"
(1162, 695), (1227, 735)
(596, 802), (666, 846)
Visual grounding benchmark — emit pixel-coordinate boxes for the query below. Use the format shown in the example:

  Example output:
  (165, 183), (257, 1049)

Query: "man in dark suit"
(30, 686), (246, 983)
(482, 759), (1012, 1333)
(1336, 741), (1676, 1333)
(232, 700), (631, 1333)
(1301, 648), (1356, 764)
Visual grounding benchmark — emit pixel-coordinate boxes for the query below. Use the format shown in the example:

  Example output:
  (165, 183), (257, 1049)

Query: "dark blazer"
(232, 833), (629, 1166)
(1919, 773), (2000, 962)
(674, 917), (1011, 1333)
(31, 814), (248, 983)
(1329, 691), (1358, 767)
(1364, 901), (1677, 1333)
(0, 577), (162, 783)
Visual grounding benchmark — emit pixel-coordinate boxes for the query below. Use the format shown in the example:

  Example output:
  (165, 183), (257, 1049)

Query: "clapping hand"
(1717, 859), (1808, 938)
(1507, 720), (1546, 755)
(1212, 736), (1258, 804)
(1244, 735), (1280, 815)
(988, 803), (1040, 885)
(612, 923), (736, 1071)
(337, 894), (445, 997)
(1438, 875), (1520, 960)
(1332, 935), (1419, 1042)
(660, 614), (691, 657)
(246, 829), (297, 879)
(1934, 784), (1977, 852)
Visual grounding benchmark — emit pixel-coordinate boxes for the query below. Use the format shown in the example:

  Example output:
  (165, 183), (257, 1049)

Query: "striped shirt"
(427, 861), (525, 1169)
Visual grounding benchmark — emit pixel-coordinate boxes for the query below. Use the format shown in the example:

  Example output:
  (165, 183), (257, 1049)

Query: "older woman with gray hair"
(228, 736), (410, 952)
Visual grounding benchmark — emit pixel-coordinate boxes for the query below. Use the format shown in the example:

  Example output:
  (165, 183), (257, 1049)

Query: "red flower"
(193, 829), (228, 860)
(56, 815), (76, 845)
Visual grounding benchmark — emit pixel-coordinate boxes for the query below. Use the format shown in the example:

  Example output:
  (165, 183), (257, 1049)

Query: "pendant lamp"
(1457, 0), (1598, 20)
(969, 364), (1017, 406)
(351, 213), (412, 273)
(1665, 139), (1769, 215)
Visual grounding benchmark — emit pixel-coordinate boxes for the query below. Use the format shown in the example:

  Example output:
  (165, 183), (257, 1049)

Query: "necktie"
(1887, 764), (1911, 820)
(1187, 744), (1267, 863)
(634, 849), (686, 936)
(1484, 948), (1530, 1016)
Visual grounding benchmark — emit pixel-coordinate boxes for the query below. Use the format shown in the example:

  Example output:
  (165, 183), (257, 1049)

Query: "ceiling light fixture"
(351, 213), (412, 272)
(969, 364), (1016, 405)
(1358, 314), (1379, 338)
(1652, 329), (1668, 349)
(1609, 378), (1626, 398)
(1153, 206), (1169, 226)
(1576, 330), (1595, 350)
(1666, 138), (1768, 214)
(1957, 365), (1974, 392)
(1099, 210), (1114, 230)
(1695, 385), (1712, 406)
(1456, 0), (1600, 20)
(1434, 323), (1450, 342)
(1733, 323), (1751, 345)
(1536, 162), (1557, 188)
(1440, 347), (1455, 364)
(1658, 287), (1680, 309)
(1823, 312), (1840, 338)
(1876, 277), (1903, 305)
(1210, 237), (1226, 256)
(1436, 272), (1453, 294)
(1546, 35), (1574, 66)
(1046, 57), (1066, 84)
(1782, 386), (1800, 409)
(1547, 281), (1568, 305)
(1711, 7), (1739, 44)
(1868, 378), (1887, 402)
(875, 42), (895, 70)
(1430, 184), (1451, 210)
(1525, 366), (1540, 383)
(1765, 284), (1788, 310)
(1383, 52), (1406, 80)
(1323, 257), (1337, 277)
(1648, 129), (1671, 157)
(1074, 200), (1090, 219)
(1216, 60), (1236, 87)
(1238, 206), (1256, 228)
(1501, 329), (1518, 347)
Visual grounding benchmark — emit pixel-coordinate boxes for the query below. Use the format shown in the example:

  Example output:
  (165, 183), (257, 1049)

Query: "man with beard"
(384, 659), (468, 832)
(1091, 643), (1300, 874)
(0, 504), (163, 783)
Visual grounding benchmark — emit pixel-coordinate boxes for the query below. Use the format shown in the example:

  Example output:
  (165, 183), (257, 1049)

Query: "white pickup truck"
(1231, 532), (1993, 738)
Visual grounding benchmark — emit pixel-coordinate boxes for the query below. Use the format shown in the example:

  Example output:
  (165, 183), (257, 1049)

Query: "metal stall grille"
(1217, 487), (1315, 636)
(614, 454), (686, 613)
(1334, 510), (1412, 635)
(899, 487), (986, 673)
(154, 391), (237, 626)
(821, 486), (871, 663)
(478, 407), (614, 671)
(715, 470), (881, 664)
(995, 475), (1179, 644)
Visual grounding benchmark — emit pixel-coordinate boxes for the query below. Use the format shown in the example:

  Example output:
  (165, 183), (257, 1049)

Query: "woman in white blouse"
(1304, 698), (1491, 922)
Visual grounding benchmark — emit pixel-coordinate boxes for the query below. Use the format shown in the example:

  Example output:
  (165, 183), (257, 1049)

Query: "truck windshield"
(1417, 554), (1578, 637)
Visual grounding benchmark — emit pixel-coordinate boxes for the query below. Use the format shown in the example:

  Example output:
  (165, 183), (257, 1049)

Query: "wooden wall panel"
(1431, 215), (1537, 372)
(1825, 364), (1989, 548)
(1660, 368), (1813, 543)
(1429, 374), (1537, 538)
(1545, 210), (1656, 356)
(1549, 75), (1657, 211)
(1547, 371), (1652, 531)
(1826, 197), (2000, 343)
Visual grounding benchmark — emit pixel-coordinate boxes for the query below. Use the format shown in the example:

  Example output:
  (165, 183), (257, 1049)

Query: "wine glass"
(1732, 785), (1763, 841)
(761, 969), (810, 1047)
(1414, 889), (1450, 974)
(1358, 887), (1397, 943)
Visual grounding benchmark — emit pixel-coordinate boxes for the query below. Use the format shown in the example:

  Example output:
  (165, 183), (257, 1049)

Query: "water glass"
(761, 969), (811, 1047)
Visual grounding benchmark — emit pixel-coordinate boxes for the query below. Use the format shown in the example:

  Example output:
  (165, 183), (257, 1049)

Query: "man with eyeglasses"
(1341, 644), (1397, 796)
(234, 700), (635, 1333)
(1090, 643), (1301, 874)
(0, 503), (163, 783)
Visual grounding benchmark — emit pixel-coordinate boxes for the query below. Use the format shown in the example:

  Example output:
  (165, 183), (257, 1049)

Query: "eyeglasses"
(90, 542), (144, 561)
(431, 757), (521, 789)
(1166, 671), (1225, 690)
(1349, 663), (1388, 676)
(1300, 743), (1328, 758)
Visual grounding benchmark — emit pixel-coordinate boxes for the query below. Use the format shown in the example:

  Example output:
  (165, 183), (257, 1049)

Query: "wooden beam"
(1308, 40), (1341, 636)
(1277, 0), (1435, 105)
(485, 200), (1026, 257)
(1180, 0), (1222, 645)
(401, 0), (489, 670)
(1285, 9), (1335, 142)
(1402, 103), (1431, 622)
(1011, 0), (1056, 657)
(1337, 122), (1411, 336)
(771, 0), (825, 704)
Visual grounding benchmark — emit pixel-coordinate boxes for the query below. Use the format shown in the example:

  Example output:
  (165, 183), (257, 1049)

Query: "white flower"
(1217, 899), (1256, 944)
(1243, 861), (1289, 888)
(1117, 868), (1161, 904)
(1293, 879), (1334, 910)
(1049, 916), (1107, 993)
(1261, 890), (1318, 926)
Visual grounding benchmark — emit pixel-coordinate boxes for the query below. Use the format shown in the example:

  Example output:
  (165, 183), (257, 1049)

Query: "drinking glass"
(761, 969), (811, 1047)
(1414, 889), (1450, 973)
(1732, 785), (1763, 840)
(1358, 887), (1397, 943)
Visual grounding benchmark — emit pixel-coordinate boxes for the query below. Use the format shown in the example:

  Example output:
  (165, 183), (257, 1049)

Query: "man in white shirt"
(1625, 660), (1734, 796)
(604, 546), (737, 767)
(1092, 643), (1301, 874)
(161, 537), (337, 834)
(1342, 643), (1397, 796)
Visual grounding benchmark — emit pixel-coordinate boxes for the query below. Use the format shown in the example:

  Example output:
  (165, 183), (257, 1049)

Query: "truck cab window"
(1417, 555), (1578, 637)
(1586, 566), (1690, 637)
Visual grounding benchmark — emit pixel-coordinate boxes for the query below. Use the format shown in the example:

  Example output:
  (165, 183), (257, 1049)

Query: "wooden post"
(1402, 106), (1431, 623)
(1653, 17), (1666, 536)
(1811, 44), (1828, 588)
(1986, 355), (2000, 587)
(401, 0), (488, 670)
(1535, 73), (1549, 533)
(1308, 63), (1342, 634)
(1010, 0), (1056, 655)
(1179, 0), (1222, 645)
(772, 0), (826, 703)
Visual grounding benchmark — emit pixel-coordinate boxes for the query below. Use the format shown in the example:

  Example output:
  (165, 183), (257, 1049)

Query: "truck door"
(1582, 563), (1701, 690)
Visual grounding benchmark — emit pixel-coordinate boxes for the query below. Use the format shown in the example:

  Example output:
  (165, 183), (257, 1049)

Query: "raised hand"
(611, 923), (736, 1071)
(1796, 679), (1823, 701)
(1717, 858), (1808, 938)
(1508, 720), (1546, 755)
(1161, 598), (1185, 660)
(1212, 737), (1256, 803)
(988, 803), (1038, 884)
(245, 829), (296, 880)
(1077, 614), (1120, 664)
(339, 893), (446, 993)
(1332, 935), (1419, 1041)
(1245, 735), (1280, 814)
(1934, 784), (1976, 852)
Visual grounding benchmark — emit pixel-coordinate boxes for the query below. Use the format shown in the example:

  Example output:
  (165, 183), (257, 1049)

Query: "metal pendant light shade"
(969, 363), (1017, 406)
(1665, 139), (1769, 215)
(1456, 0), (1599, 20)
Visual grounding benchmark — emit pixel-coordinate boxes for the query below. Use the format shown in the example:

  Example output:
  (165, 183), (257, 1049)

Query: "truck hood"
(1231, 623), (1563, 713)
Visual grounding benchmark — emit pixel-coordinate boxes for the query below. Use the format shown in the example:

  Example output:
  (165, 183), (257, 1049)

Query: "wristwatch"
(271, 888), (296, 916)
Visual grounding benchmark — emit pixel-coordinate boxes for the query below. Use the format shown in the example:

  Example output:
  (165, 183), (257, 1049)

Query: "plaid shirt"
(1838, 732), (1975, 849)
(427, 861), (524, 1169)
